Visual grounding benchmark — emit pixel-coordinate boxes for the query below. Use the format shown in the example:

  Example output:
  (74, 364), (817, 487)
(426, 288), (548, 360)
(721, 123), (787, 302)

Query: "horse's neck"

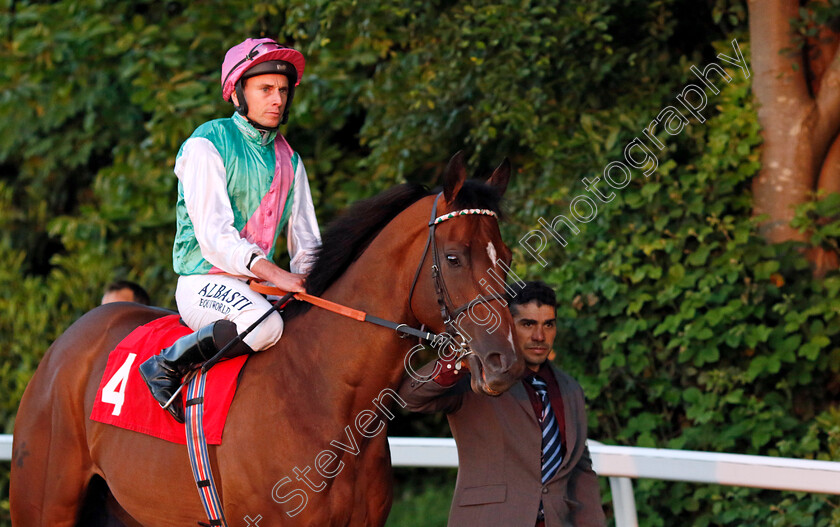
(275, 218), (427, 415)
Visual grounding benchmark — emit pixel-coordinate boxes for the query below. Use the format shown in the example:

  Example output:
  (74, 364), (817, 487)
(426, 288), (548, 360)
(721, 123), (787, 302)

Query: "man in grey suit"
(397, 281), (605, 527)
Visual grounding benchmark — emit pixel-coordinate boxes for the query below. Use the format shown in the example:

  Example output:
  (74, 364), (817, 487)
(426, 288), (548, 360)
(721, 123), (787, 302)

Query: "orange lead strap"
(248, 282), (367, 321)
(248, 281), (440, 342)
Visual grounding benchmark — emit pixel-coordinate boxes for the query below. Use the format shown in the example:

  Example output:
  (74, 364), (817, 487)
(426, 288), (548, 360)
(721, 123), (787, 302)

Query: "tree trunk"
(749, 0), (840, 272)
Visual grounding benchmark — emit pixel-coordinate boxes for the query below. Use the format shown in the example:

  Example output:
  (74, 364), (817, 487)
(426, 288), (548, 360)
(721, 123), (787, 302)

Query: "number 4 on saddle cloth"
(90, 315), (248, 445)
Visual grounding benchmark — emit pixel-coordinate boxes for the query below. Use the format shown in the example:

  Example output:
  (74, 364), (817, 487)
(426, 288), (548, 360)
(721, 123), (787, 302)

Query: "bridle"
(408, 192), (509, 364)
(202, 192), (509, 377)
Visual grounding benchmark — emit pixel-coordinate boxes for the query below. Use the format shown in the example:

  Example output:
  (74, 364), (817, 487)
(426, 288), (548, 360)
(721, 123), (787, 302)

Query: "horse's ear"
(487, 158), (511, 197)
(443, 151), (467, 203)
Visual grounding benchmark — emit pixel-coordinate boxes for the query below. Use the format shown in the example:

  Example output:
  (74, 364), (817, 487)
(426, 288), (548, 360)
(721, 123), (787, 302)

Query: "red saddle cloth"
(90, 314), (247, 445)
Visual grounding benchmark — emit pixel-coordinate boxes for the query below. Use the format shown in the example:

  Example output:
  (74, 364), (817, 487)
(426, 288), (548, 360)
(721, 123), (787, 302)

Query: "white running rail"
(387, 437), (840, 527)
(3, 434), (838, 527)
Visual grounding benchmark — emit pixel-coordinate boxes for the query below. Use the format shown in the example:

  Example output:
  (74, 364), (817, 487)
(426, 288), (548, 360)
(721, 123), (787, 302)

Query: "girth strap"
(185, 370), (228, 527)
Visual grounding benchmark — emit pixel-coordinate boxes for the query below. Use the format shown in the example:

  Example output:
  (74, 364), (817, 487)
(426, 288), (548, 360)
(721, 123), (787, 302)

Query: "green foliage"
(792, 191), (840, 257)
(530, 36), (840, 524)
(386, 469), (455, 527)
(2, 0), (839, 525)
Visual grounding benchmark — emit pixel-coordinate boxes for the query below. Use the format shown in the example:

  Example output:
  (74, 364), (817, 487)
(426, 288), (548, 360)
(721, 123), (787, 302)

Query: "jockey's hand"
(250, 259), (307, 293)
(273, 273), (307, 293)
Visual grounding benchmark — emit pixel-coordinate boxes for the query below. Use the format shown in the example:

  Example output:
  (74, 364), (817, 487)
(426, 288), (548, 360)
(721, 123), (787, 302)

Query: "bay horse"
(10, 152), (524, 526)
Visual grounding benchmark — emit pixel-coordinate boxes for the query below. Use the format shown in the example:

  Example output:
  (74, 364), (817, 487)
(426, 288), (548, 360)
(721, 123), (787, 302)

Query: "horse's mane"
(282, 179), (503, 320)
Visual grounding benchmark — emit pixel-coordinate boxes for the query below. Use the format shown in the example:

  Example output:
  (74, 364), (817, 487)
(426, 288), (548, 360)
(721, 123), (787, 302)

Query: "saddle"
(89, 315), (248, 445)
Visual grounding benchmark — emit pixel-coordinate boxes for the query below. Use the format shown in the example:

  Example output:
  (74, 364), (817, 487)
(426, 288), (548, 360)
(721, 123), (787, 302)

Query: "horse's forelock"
(448, 179), (505, 220)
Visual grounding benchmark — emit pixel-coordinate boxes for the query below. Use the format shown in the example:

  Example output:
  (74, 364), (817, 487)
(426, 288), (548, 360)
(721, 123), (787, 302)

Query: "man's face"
(101, 288), (136, 305)
(512, 301), (557, 372)
(236, 73), (289, 128)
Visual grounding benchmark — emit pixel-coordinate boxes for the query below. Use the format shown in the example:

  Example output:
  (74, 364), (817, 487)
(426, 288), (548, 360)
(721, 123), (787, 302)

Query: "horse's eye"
(446, 255), (461, 267)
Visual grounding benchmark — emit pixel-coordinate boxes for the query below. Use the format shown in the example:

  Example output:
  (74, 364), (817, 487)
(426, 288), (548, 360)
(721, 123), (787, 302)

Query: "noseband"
(407, 193), (508, 363)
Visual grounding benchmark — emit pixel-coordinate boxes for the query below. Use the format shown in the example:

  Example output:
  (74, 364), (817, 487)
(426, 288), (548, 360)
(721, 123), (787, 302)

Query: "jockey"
(139, 38), (321, 423)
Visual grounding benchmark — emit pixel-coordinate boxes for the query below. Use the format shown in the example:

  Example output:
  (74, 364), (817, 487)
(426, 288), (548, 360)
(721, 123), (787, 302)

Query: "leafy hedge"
(530, 40), (840, 526)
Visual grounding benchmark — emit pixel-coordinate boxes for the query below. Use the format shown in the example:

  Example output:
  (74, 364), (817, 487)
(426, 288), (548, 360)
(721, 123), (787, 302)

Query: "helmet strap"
(281, 84), (295, 125)
(233, 81), (248, 116)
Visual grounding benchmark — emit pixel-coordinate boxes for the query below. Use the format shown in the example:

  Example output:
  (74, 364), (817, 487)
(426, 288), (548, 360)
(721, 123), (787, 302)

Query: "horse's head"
(409, 152), (525, 395)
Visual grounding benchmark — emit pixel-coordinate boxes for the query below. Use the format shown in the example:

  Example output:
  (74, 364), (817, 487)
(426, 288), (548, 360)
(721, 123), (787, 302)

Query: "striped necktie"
(529, 375), (563, 483)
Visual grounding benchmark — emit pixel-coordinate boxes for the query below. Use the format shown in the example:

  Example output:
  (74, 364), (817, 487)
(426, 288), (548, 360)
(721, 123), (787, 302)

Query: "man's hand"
(250, 259), (306, 293)
(432, 355), (469, 387)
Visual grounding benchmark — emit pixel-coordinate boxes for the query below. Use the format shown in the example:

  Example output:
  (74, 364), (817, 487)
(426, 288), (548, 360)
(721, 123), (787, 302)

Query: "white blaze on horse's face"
(486, 241), (497, 268)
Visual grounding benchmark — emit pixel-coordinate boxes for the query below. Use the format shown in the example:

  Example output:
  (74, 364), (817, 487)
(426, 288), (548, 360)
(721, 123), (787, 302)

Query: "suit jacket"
(397, 360), (606, 527)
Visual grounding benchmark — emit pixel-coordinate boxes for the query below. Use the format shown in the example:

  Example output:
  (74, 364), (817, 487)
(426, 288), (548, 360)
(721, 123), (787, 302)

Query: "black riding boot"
(138, 319), (250, 423)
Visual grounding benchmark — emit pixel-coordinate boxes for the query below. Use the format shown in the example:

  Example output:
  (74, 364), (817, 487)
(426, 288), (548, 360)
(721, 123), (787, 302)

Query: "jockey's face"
(511, 301), (557, 372)
(234, 73), (289, 128)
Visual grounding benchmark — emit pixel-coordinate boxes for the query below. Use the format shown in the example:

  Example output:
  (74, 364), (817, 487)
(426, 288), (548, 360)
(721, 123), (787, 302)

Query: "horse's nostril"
(485, 352), (502, 371)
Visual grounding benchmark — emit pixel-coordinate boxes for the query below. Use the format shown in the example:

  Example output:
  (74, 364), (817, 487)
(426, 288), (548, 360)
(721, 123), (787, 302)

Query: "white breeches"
(175, 274), (283, 351)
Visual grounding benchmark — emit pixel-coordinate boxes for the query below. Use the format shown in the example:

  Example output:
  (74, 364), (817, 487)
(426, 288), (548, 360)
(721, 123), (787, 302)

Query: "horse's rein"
(248, 282), (441, 343)
(251, 192), (505, 366)
(173, 284), (439, 410)
(171, 196), (502, 411)
(165, 196), (505, 527)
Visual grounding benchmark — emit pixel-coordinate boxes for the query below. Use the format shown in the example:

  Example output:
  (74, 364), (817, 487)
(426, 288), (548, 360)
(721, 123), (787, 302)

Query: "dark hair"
(104, 280), (151, 306)
(508, 281), (556, 316)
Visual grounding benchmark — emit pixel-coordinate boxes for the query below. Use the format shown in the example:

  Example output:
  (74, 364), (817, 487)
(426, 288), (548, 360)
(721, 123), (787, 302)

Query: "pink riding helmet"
(220, 38), (305, 102)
